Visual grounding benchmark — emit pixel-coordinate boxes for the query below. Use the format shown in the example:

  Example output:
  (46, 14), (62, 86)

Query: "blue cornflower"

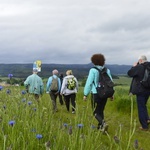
(63, 123), (68, 128)
(28, 101), (32, 105)
(77, 124), (84, 128)
(134, 139), (138, 149)
(36, 134), (43, 139)
(91, 125), (96, 129)
(9, 120), (15, 126)
(6, 89), (11, 94)
(33, 108), (37, 111)
(21, 90), (26, 95)
(0, 86), (3, 91)
(3, 105), (6, 109)
(8, 74), (13, 79)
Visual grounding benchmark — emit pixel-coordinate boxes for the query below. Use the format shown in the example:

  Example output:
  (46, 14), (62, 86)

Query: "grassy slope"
(0, 76), (150, 150)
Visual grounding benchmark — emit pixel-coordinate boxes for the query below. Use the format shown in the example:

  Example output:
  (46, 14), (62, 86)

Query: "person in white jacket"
(60, 70), (78, 113)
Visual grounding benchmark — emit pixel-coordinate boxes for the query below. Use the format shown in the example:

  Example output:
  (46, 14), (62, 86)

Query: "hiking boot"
(99, 124), (109, 134)
(139, 127), (148, 131)
(147, 120), (150, 125)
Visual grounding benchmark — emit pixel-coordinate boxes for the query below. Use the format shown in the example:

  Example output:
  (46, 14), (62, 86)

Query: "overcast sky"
(0, 0), (150, 65)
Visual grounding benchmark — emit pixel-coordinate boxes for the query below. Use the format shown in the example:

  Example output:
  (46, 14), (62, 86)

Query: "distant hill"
(0, 63), (131, 79)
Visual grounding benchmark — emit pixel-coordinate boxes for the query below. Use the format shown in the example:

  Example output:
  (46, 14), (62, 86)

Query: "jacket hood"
(65, 75), (74, 79)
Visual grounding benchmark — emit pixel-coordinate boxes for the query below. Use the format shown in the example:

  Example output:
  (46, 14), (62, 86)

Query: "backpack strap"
(92, 67), (106, 87)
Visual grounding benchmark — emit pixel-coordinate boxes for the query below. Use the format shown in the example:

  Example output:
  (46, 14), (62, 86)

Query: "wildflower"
(68, 126), (72, 135)
(6, 89), (11, 94)
(3, 105), (6, 109)
(80, 134), (85, 139)
(45, 141), (51, 148)
(134, 139), (138, 149)
(6, 145), (12, 150)
(28, 101), (32, 105)
(0, 117), (2, 123)
(0, 86), (3, 91)
(63, 123), (68, 128)
(21, 90), (26, 95)
(36, 134), (43, 139)
(9, 120), (15, 126)
(8, 74), (13, 79)
(114, 136), (120, 144)
(77, 124), (84, 128)
(33, 108), (37, 111)
(21, 98), (26, 102)
(91, 124), (96, 129)
(31, 128), (36, 132)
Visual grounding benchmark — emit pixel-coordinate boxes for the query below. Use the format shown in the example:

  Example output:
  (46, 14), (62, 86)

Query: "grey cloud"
(0, 0), (150, 65)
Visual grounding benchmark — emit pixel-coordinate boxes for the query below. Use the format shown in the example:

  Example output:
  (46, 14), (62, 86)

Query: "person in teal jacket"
(83, 53), (114, 132)
(24, 68), (44, 101)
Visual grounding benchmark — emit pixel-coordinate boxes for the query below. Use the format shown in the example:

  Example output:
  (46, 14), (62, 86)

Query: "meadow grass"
(0, 78), (150, 150)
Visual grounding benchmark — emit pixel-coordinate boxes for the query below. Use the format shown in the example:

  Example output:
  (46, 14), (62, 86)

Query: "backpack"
(67, 77), (76, 90)
(50, 77), (58, 92)
(93, 67), (115, 99)
(140, 63), (150, 89)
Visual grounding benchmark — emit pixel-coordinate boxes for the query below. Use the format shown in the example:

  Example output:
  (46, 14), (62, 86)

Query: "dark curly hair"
(91, 53), (105, 66)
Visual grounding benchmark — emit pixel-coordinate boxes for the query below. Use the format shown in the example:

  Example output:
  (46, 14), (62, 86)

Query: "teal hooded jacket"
(84, 65), (113, 97)
(24, 73), (44, 95)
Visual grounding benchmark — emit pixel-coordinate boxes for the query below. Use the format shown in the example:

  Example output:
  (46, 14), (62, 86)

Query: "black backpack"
(93, 67), (115, 99)
(140, 63), (150, 89)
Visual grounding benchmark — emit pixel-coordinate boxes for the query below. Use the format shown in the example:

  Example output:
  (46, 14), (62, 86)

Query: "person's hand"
(109, 96), (114, 101)
(129, 92), (133, 97)
(83, 96), (87, 101)
(133, 62), (139, 66)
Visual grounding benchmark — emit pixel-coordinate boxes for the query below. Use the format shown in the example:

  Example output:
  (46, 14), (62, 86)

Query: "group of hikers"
(24, 68), (78, 114)
(24, 53), (150, 133)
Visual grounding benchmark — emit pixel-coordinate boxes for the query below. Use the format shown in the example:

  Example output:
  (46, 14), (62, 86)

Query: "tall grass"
(0, 83), (150, 149)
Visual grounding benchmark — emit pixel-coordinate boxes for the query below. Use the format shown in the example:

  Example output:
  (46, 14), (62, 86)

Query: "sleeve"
(107, 69), (113, 81)
(84, 69), (95, 96)
(127, 65), (141, 77)
(40, 79), (44, 94)
(75, 77), (78, 91)
(46, 77), (52, 92)
(58, 78), (61, 92)
(60, 77), (66, 94)
(24, 76), (30, 86)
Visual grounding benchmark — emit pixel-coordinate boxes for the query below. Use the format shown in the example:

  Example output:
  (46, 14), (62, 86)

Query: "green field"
(0, 76), (150, 150)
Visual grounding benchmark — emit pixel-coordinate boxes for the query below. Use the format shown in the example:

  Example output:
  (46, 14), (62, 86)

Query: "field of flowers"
(0, 77), (150, 150)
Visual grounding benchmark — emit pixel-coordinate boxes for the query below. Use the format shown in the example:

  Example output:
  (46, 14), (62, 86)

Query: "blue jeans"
(136, 93), (150, 129)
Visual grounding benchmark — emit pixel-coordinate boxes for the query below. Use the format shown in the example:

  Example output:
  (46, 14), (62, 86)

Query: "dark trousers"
(136, 94), (149, 129)
(59, 93), (64, 105)
(93, 94), (107, 127)
(64, 93), (76, 112)
(91, 93), (96, 111)
(49, 91), (58, 112)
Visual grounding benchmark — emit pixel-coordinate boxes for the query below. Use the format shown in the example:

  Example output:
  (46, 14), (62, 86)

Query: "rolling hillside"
(0, 63), (131, 79)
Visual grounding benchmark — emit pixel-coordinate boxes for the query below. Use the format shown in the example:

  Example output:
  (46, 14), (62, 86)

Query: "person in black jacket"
(128, 55), (150, 131)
